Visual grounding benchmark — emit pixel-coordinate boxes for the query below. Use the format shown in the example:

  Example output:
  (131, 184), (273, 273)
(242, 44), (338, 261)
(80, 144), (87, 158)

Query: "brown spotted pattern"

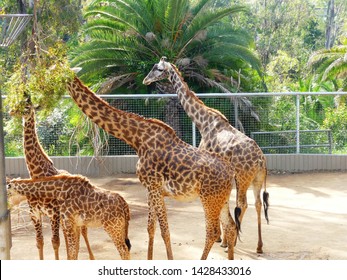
(143, 57), (268, 254)
(7, 175), (131, 260)
(67, 77), (237, 260)
(10, 103), (94, 260)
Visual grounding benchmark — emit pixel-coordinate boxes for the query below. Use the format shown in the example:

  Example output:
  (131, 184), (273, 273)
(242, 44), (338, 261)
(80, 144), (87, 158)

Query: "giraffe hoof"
(220, 243), (228, 248)
(216, 237), (222, 243)
(257, 248), (264, 254)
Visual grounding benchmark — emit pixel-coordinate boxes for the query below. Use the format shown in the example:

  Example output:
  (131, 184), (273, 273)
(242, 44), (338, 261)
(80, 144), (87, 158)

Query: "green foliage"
(308, 38), (347, 91)
(4, 42), (74, 116)
(268, 96), (297, 130)
(71, 0), (263, 94)
(303, 19), (323, 50)
(323, 104), (347, 150)
(266, 51), (300, 92)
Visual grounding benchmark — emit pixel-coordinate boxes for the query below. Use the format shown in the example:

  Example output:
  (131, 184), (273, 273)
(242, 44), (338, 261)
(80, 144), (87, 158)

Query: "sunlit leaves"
(4, 42), (74, 116)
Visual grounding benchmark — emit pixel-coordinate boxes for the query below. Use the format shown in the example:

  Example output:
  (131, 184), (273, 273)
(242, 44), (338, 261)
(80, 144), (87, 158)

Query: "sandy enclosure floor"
(9, 172), (347, 260)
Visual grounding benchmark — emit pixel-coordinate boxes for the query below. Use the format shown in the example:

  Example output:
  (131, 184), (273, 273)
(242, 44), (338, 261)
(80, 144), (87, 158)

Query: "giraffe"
(143, 57), (269, 254)
(66, 76), (237, 260)
(9, 99), (94, 260)
(7, 174), (131, 260)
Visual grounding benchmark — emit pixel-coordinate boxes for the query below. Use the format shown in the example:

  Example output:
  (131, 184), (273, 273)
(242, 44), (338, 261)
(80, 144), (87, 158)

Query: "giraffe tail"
(125, 238), (131, 251)
(124, 201), (132, 251)
(234, 206), (242, 234)
(262, 164), (270, 224)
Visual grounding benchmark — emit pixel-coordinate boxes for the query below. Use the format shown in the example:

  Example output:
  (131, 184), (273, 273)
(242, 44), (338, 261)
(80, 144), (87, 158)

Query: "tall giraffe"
(67, 76), (237, 260)
(143, 57), (269, 254)
(10, 100), (94, 260)
(7, 174), (131, 260)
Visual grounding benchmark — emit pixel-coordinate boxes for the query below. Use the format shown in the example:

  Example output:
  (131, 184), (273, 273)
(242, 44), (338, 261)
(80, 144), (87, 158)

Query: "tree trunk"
(325, 0), (336, 49)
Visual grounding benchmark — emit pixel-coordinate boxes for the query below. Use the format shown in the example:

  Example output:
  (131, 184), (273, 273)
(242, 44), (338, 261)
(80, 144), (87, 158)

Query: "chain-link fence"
(3, 92), (347, 157)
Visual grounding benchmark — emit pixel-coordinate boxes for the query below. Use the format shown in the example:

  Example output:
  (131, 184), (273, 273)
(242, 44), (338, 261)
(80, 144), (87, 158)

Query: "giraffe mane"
(73, 77), (178, 138)
(10, 174), (88, 184)
(170, 63), (230, 123)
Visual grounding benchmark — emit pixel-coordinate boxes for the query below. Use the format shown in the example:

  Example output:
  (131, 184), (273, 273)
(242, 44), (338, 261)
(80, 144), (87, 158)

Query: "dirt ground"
(8, 172), (347, 260)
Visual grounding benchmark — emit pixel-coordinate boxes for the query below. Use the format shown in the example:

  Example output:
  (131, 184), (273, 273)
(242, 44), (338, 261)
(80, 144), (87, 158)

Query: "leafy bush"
(323, 104), (347, 150)
(4, 42), (74, 116)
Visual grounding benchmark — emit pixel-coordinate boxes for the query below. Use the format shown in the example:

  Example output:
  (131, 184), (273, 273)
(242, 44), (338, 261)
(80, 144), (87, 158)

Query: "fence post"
(328, 130), (333, 154)
(0, 95), (11, 260)
(234, 98), (239, 130)
(296, 94), (300, 154)
(192, 122), (196, 147)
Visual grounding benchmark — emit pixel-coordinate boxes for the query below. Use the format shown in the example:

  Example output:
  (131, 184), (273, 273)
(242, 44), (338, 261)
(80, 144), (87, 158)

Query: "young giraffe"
(7, 174), (131, 260)
(66, 76), (237, 260)
(9, 101), (94, 260)
(143, 57), (269, 254)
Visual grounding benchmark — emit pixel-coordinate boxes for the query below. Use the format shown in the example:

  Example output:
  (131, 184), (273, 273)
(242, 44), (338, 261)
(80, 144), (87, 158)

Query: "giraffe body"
(7, 175), (131, 260)
(67, 77), (237, 260)
(143, 57), (269, 254)
(9, 103), (94, 260)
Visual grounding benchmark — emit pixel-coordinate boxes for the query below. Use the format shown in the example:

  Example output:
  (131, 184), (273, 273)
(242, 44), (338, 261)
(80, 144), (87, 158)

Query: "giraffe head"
(143, 56), (171, 85)
(9, 95), (35, 120)
(6, 178), (27, 208)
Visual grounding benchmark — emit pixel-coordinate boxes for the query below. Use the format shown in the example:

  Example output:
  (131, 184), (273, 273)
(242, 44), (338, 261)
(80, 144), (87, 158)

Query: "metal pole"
(192, 122), (196, 147)
(234, 98), (239, 130)
(0, 13), (32, 260)
(296, 94), (300, 154)
(0, 94), (11, 260)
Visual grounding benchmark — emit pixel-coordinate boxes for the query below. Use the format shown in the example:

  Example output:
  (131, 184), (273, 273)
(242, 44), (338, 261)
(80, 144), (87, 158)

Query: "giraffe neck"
(168, 64), (229, 132)
(67, 77), (177, 154)
(23, 108), (58, 178)
(9, 177), (61, 198)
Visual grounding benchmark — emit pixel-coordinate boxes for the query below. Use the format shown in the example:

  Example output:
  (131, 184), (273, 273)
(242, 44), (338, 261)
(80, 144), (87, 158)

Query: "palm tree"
(70, 0), (264, 140)
(308, 38), (347, 92)
(71, 0), (263, 93)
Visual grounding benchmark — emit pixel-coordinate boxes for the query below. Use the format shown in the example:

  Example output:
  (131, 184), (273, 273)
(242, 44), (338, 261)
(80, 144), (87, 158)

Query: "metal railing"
(251, 129), (333, 154)
(2, 91), (347, 156)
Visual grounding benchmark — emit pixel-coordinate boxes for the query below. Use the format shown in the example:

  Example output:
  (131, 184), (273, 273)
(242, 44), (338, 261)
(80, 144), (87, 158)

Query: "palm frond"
(97, 72), (138, 94)
(206, 43), (262, 75)
(308, 41), (347, 89)
(178, 5), (248, 57)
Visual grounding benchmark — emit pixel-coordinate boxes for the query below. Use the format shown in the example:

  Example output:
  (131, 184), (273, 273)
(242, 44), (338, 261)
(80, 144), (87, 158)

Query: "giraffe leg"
(81, 226), (95, 260)
(146, 198), (156, 260)
(148, 190), (173, 260)
(220, 201), (238, 260)
(104, 220), (131, 260)
(199, 196), (224, 260)
(49, 211), (61, 260)
(235, 183), (249, 234)
(30, 209), (44, 260)
(62, 219), (79, 260)
(219, 178), (236, 247)
(253, 183), (264, 254)
(253, 169), (267, 254)
(62, 226), (69, 257)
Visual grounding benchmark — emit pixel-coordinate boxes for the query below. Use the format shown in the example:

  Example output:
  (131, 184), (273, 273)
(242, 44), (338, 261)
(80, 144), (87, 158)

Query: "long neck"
(168, 64), (230, 132)
(23, 108), (58, 178)
(67, 77), (177, 153)
(9, 178), (60, 198)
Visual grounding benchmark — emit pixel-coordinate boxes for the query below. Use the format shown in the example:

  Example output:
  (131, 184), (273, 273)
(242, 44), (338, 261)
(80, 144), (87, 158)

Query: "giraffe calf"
(7, 174), (131, 260)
